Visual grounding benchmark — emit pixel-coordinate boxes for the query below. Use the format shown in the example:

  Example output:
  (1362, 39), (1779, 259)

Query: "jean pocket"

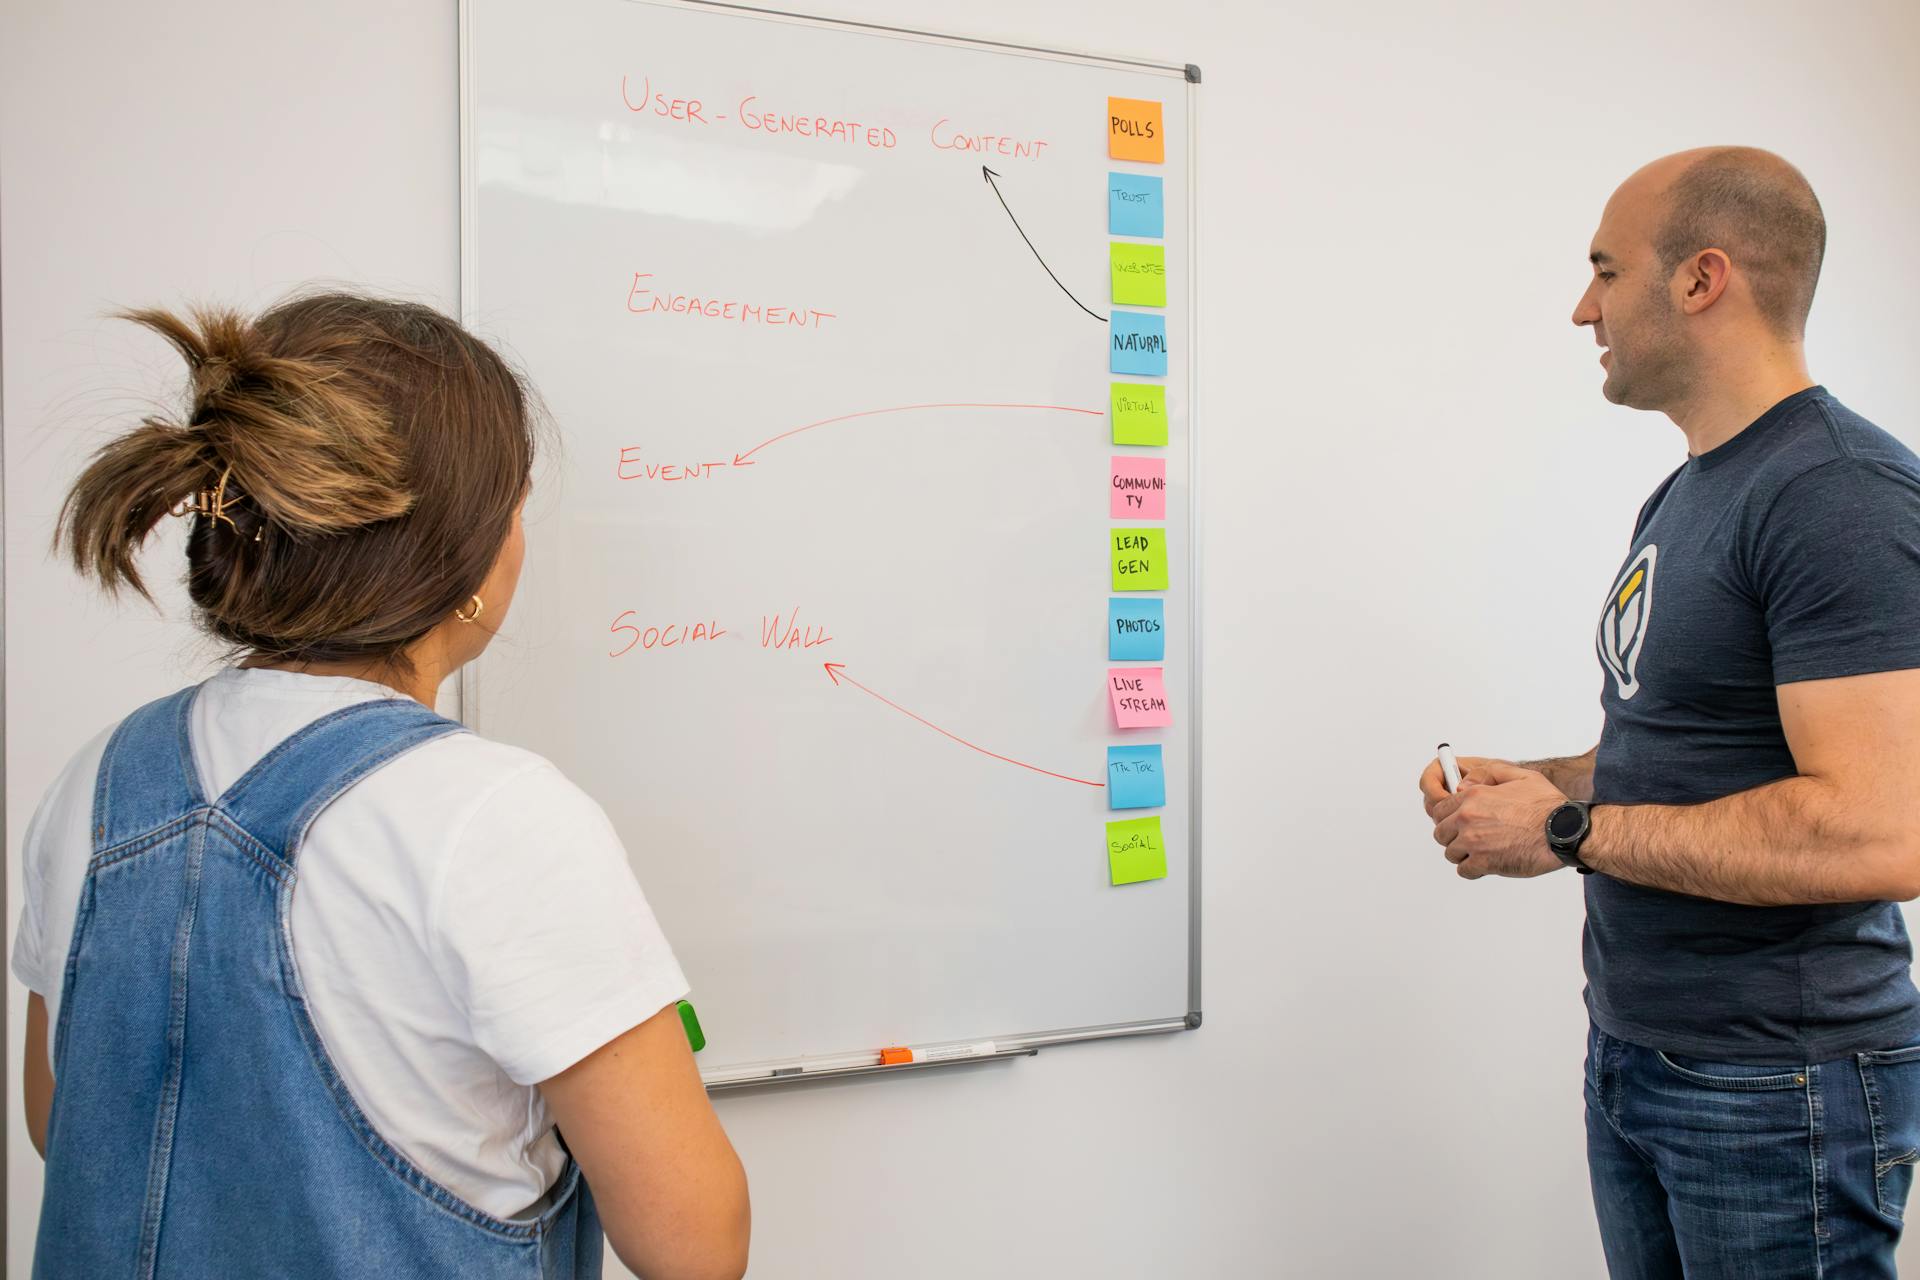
(1654, 1051), (1808, 1091)
(1858, 1046), (1920, 1222)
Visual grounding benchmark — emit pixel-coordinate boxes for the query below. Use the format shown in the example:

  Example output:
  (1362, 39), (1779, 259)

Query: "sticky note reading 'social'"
(1108, 745), (1166, 810)
(1109, 597), (1165, 661)
(1112, 527), (1169, 591)
(1110, 311), (1168, 377)
(1108, 97), (1165, 164)
(1110, 243), (1167, 308)
(1109, 172), (1165, 238)
(1107, 816), (1167, 885)
(1111, 383), (1168, 446)
(1111, 456), (1167, 520)
(1109, 666), (1171, 728)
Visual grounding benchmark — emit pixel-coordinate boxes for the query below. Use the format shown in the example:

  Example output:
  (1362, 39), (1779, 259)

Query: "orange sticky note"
(1108, 97), (1165, 164)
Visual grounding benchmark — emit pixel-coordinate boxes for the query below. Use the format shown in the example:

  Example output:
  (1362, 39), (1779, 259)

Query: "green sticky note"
(1110, 243), (1167, 307)
(1111, 382), (1167, 446)
(677, 999), (706, 1053)
(1112, 527), (1170, 591)
(1107, 816), (1167, 885)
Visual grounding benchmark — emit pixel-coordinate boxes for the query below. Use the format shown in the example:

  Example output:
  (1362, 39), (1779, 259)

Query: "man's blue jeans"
(1586, 1021), (1920, 1277)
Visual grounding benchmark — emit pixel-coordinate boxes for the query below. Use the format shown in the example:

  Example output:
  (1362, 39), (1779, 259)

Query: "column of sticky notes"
(1104, 96), (1169, 888)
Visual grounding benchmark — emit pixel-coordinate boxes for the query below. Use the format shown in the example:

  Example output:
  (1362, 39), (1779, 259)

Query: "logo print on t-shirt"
(1597, 544), (1658, 700)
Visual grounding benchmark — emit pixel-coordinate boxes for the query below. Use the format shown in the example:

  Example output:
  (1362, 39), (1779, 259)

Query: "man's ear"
(1677, 247), (1733, 316)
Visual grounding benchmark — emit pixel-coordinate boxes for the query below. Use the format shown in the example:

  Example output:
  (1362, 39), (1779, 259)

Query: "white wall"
(6, 1), (1919, 1276)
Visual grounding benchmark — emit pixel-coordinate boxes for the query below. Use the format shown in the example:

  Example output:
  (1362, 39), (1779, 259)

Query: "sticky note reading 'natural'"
(1108, 745), (1166, 810)
(1110, 311), (1168, 377)
(1109, 172), (1165, 238)
(1111, 455), (1167, 520)
(1107, 816), (1167, 885)
(1110, 243), (1167, 307)
(1112, 527), (1169, 592)
(1109, 597), (1165, 661)
(1109, 666), (1172, 728)
(1110, 383), (1168, 446)
(1108, 97), (1165, 164)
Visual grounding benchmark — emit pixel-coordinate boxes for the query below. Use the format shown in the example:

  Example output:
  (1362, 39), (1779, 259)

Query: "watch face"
(1548, 804), (1587, 842)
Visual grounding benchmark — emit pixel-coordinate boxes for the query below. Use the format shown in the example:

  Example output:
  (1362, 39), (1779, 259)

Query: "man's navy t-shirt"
(1588, 386), (1920, 1063)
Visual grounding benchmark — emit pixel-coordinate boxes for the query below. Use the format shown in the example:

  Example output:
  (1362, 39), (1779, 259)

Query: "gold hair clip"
(171, 466), (262, 541)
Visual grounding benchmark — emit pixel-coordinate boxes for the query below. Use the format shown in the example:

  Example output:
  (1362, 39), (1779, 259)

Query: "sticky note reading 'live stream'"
(1108, 97), (1165, 164)
(1107, 816), (1167, 885)
(1107, 745), (1166, 810)
(1112, 527), (1169, 591)
(1110, 243), (1167, 308)
(1111, 455), (1167, 520)
(1109, 666), (1172, 728)
(1109, 172), (1165, 238)
(1110, 311), (1168, 376)
(1110, 383), (1168, 446)
(1109, 597), (1165, 661)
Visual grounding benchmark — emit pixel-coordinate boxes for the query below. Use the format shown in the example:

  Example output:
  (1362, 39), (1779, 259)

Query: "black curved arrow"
(981, 166), (1107, 323)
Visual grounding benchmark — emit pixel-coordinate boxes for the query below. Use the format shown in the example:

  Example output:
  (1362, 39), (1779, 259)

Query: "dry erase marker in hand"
(1437, 743), (1462, 794)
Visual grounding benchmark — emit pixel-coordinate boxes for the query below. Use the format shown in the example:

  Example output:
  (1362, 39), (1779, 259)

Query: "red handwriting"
(760, 607), (834, 651)
(930, 119), (1049, 159)
(615, 448), (748, 482)
(739, 97), (896, 149)
(625, 274), (836, 330)
(609, 613), (728, 658)
(619, 75), (711, 124)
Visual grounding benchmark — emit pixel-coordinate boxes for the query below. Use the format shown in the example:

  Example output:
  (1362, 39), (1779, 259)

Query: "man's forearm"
(1521, 748), (1596, 803)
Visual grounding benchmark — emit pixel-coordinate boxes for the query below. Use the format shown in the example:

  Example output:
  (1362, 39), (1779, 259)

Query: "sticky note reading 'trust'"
(1109, 666), (1171, 728)
(1108, 745), (1166, 810)
(1109, 597), (1165, 661)
(1111, 455), (1167, 520)
(1110, 311), (1168, 377)
(1108, 97), (1165, 164)
(1112, 527), (1169, 591)
(1109, 172), (1165, 238)
(1110, 243), (1167, 307)
(1110, 383), (1168, 446)
(1107, 816), (1167, 885)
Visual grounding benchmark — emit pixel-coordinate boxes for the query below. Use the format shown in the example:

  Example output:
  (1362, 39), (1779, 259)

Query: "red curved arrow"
(823, 662), (1104, 789)
(735, 402), (1101, 464)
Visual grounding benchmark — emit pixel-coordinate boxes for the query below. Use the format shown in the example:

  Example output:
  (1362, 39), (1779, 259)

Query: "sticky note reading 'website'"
(1111, 455), (1167, 520)
(1112, 527), (1169, 591)
(1107, 744), (1166, 810)
(1110, 383), (1168, 446)
(1110, 311), (1168, 377)
(1109, 172), (1165, 238)
(1109, 597), (1165, 661)
(1108, 666), (1172, 728)
(1107, 816), (1167, 885)
(1108, 97), (1165, 164)
(1110, 243), (1167, 308)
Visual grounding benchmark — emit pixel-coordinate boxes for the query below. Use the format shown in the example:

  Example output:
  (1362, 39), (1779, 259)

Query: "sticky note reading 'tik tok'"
(1111, 455), (1167, 520)
(1109, 597), (1165, 661)
(1109, 172), (1165, 238)
(1112, 527), (1169, 592)
(1110, 311), (1168, 377)
(1110, 383), (1168, 446)
(1107, 816), (1167, 885)
(1110, 243), (1166, 308)
(1108, 97), (1165, 164)
(1109, 666), (1172, 729)
(1108, 745), (1166, 810)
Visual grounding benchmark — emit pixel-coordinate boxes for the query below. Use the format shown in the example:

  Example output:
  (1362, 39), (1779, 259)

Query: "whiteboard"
(461, 0), (1199, 1087)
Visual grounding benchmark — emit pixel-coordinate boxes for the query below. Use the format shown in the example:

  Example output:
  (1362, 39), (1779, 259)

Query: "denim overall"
(33, 685), (602, 1279)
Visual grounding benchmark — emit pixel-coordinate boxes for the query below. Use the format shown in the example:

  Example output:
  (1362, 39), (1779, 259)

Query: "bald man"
(1421, 148), (1920, 1277)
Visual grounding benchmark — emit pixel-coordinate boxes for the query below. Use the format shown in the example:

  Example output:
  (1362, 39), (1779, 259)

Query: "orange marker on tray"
(879, 1046), (913, 1066)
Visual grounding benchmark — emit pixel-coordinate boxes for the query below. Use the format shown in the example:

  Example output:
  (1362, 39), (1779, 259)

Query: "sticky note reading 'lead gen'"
(1112, 527), (1169, 591)
(1110, 243), (1167, 308)
(1111, 455), (1167, 520)
(1110, 311), (1168, 377)
(1109, 666), (1172, 728)
(1110, 383), (1168, 446)
(1109, 597), (1165, 661)
(1108, 97), (1165, 164)
(1108, 744), (1166, 810)
(1109, 172), (1165, 238)
(1107, 816), (1167, 885)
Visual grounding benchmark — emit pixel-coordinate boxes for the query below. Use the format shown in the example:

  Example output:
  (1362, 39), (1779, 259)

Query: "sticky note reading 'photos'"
(1109, 597), (1165, 661)
(1108, 97), (1165, 164)
(1110, 383), (1168, 446)
(1109, 172), (1165, 238)
(1110, 311), (1168, 377)
(1108, 666), (1172, 728)
(1112, 527), (1169, 591)
(1107, 745), (1166, 810)
(1111, 455), (1167, 520)
(1107, 816), (1167, 885)
(1110, 243), (1167, 308)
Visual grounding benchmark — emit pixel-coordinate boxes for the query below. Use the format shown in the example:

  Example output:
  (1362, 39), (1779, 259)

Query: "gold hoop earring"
(455, 595), (485, 624)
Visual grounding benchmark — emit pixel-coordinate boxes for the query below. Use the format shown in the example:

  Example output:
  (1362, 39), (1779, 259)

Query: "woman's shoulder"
(372, 728), (617, 843)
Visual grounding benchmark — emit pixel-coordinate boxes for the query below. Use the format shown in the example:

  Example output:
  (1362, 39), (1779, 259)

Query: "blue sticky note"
(1108, 745), (1166, 810)
(1109, 598), (1165, 661)
(1110, 311), (1168, 376)
(1109, 173), (1164, 238)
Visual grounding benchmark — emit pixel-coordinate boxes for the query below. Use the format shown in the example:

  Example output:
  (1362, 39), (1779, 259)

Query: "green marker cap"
(677, 999), (706, 1053)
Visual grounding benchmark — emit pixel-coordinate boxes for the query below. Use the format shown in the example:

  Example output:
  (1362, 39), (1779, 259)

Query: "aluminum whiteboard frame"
(457, 0), (1202, 1089)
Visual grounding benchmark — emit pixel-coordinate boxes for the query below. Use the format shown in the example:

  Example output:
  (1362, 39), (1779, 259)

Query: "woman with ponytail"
(14, 294), (749, 1279)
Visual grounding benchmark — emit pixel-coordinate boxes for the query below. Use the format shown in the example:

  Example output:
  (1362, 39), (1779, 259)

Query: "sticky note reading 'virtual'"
(1109, 597), (1165, 661)
(1109, 666), (1172, 728)
(1107, 816), (1167, 885)
(1111, 455), (1167, 520)
(1108, 97), (1165, 164)
(1110, 383), (1168, 446)
(1107, 745), (1166, 810)
(1109, 172), (1165, 238)
(1110, 243), (1166, 308)
(1112, 527), (1169, 591)
(1110, 311), (1168, 377)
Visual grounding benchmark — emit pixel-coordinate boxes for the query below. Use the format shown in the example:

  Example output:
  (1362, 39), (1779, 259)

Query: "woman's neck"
(239, 655), (445, 709)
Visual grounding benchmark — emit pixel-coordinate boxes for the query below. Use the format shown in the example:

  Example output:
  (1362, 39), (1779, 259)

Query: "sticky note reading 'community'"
(1108, 666), (1172, 728)
(1109, 597), (1165, 661)
(1112, 527), (1169, 591)
(1107, 745), (1166, 810)
(1110, 383), (1168, 446)
(1107, 816), (1167, 885)
(1111, 455), (1167, 520)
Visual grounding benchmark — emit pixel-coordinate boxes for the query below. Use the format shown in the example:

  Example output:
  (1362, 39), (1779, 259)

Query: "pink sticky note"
(1110, 456), (1167, 520)
(1108, 666), (1172, 728)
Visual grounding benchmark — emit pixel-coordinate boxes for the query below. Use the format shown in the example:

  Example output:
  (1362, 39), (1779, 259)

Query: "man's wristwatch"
(1545, 801), (1595, 875)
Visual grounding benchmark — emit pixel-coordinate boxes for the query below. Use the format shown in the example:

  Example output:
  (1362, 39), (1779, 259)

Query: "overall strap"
(214, 699), (467, 862)
(92, 686), (206, 854)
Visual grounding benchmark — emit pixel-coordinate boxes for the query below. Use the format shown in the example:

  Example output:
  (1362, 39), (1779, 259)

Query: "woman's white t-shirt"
(11, 667), (688, 1220)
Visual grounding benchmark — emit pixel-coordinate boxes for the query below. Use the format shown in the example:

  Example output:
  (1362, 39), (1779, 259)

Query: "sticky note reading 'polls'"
(1107, 745), (1166, 810)
(1108, 97), (1165, 164)
(1112, 527), (1169, 591)
(1110, 311), (1168, 377)
(1107, 816), (1167, 885)
(1109, 666), (1172, 728)
(1111, 455), (1167, 520)
(1110, 243), (1167, 308)
(1109, 172), (1165, 238)
(1109, 597), (1165, 661)
(1110, 383), (1168, 446)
